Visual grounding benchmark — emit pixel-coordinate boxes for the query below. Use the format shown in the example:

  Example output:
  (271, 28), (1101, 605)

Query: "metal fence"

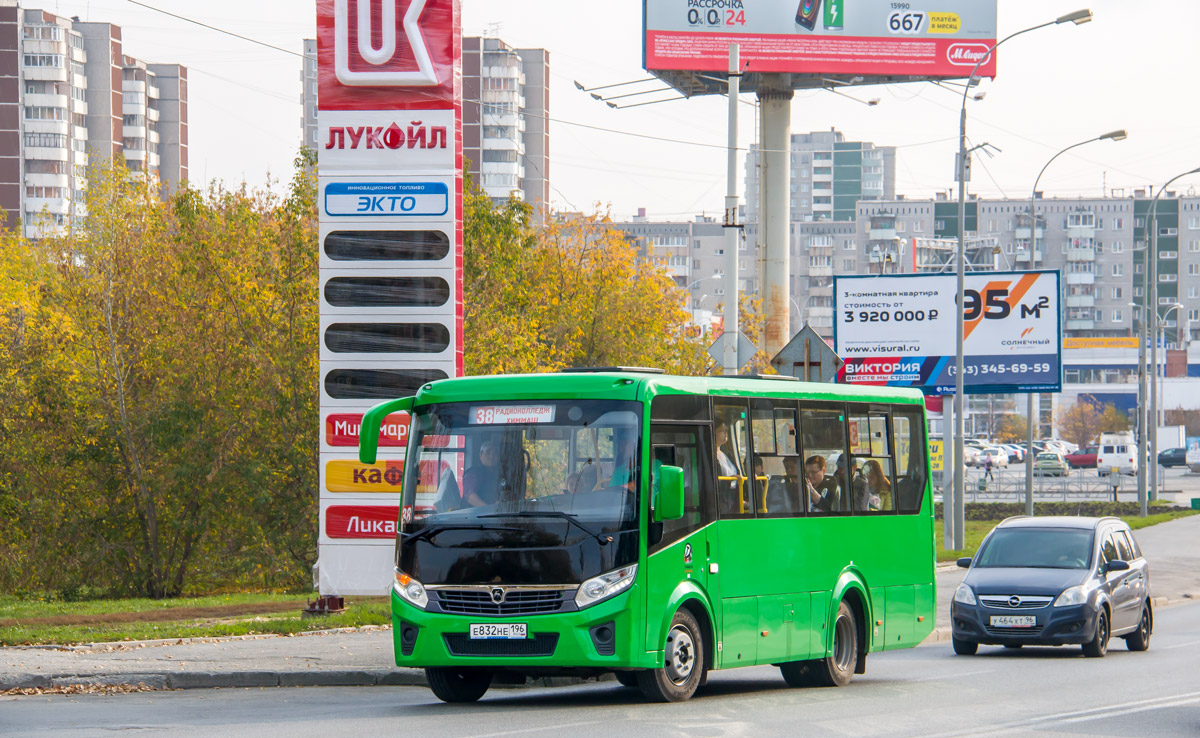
(930, 466), (1143, 503)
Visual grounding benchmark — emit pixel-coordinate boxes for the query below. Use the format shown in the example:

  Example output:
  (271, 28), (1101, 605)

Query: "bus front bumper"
(391, 588), (658, 672)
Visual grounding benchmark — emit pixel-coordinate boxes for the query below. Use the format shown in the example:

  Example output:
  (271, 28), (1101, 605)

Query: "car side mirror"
(956, 557), (972, 568)
(653, 465), (685, 522)
(1105, 559), (1130, 572)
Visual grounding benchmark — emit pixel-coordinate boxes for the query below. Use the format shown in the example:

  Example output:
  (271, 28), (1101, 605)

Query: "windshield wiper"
(402, 524), (523, 546)
(479, 511), (614, 546)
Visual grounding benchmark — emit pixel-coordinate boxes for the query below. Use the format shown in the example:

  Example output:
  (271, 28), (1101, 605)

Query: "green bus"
(359, 369), (935, 703)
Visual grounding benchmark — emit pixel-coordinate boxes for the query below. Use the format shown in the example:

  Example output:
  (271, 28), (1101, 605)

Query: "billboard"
(317, 0), (462, 596)
(834, 271), (1061, 395)
(644, 0), (997, 81)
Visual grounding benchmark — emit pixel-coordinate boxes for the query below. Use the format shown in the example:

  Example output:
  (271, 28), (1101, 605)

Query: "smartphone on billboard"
(796, 0), (821, 31)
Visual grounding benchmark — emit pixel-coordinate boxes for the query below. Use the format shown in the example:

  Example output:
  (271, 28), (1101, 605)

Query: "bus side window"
(649, 425), (714, 552)
(800, 405), (850, 514)
(752, 398), (802, 517)
(892, 407), (927, 514)
(714, 399), (753, 518)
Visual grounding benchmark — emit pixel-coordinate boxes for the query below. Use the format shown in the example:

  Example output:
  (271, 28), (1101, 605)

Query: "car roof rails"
(559, 366), (665, 375)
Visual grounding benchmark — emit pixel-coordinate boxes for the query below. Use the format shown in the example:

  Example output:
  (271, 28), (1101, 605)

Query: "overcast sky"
(38, 0), (1200, 219)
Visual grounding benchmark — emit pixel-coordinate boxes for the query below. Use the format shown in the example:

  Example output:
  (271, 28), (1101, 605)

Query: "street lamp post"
(1147, 167), (1200, 513)
(1026, 130), (1126, 516)
(950, 8), (1093, 550)
(1157, 302), (1184, 449)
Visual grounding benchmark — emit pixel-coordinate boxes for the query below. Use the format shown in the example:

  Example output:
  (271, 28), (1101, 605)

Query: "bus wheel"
(811, 600), (858, 688)
(613, 671), (640, 688)
(638, 609), (705, 702)
(425, 667), (493, 703)
(779, 660), (812, 687)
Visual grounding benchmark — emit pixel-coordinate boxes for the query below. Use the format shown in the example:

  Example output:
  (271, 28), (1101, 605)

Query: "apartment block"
(0, 2), (188, 237)
(745, 129), (895, 225)
(462, 36), (550, 209)
(300, 38), (316, 150)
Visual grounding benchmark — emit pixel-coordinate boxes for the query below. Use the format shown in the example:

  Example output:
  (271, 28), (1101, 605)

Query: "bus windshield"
(401, 399), (642, 547)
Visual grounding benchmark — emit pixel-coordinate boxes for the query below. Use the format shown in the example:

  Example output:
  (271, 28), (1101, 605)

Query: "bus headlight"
(394, 569), (428, 609)
(953, 584), (976, 606)
(575, 564), (637, 609)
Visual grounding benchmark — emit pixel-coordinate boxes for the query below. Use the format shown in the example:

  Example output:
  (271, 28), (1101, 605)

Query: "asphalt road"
(6, 602), (1198, 738)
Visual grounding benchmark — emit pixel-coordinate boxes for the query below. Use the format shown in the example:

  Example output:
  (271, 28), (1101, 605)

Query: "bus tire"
(638, 608), (705, 702)
(425, 667), (492, 703)
(614, 671), (640, 688)
(779, 660), (812, 687)
(811, 600), (857, 687)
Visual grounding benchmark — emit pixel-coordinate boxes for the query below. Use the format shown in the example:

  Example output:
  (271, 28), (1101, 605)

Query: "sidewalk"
(4, 514), (1197, 693)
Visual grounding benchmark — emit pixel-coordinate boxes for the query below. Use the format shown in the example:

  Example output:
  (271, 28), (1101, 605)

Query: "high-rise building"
(0, 2), (188, 238)
(745, 129), (895, 225)
(462, 36), (550, 209)
(300, 38), (317, 151)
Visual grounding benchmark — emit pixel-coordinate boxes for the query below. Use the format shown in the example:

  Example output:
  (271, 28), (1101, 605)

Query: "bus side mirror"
(359, 396), (415, 464)
(654, 466), (685, 522)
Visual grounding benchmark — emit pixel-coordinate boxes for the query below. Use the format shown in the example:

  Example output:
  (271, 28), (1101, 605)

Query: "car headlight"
(1054, 585), (1087, 607)
(953, 583), (977, 605)
(574, 564), (638, 609)
(393, 569), (428, 609)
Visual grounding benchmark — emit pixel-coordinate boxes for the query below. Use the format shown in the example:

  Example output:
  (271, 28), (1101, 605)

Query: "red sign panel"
(325, 504), (400, 539)
(644, 32), (997, 78)
(317, 0), (460, 111)
(326, 412), (410, 447)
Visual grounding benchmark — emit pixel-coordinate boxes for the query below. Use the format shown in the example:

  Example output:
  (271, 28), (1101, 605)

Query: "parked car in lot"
(951, 516), (1152, 657)
(1065, 446), (1099, 469)
(1000, 444), (1026, 464)
(1158, 447), (1187, 468)
(1034, 451), (1070, 477)
(978, 447), (1009, 468)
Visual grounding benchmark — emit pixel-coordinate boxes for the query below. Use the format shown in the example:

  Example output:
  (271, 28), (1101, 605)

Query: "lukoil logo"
(335, 0), (438, 87)
(946, 43), (991, 66)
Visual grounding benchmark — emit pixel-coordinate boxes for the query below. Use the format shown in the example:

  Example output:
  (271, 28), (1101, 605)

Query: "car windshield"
(975, 528), (1094, 569)
(400, 399), (642, 546)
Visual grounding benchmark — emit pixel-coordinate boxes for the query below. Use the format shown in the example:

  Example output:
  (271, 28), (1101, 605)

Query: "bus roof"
(410, 371), (927, 408)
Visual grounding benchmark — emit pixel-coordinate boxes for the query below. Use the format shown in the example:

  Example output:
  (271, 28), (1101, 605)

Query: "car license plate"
(990, 615), (1036, 628)
(469, 623), (527, 640)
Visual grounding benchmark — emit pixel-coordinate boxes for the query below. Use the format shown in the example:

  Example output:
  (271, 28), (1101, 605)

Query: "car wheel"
(614, 671), (640, 688)
(1125, 604), (1152, 652)
(1082, 608), (1110, 658)
(637, 608), (705, 702)
(425, 667), (493, 703)
(809, 600), (858, 687)
(952, 636), (978, 655)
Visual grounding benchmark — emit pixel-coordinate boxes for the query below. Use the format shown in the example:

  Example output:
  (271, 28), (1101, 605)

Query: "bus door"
(646, 422), (717, 652)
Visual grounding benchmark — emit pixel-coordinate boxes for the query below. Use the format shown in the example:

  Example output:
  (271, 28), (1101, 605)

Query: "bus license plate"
(469, 623), (527, 640)
(990, 615), (1036, 628)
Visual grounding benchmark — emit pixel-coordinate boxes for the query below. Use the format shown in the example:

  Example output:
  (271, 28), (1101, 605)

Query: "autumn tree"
(0, 155), (318, 597)
(1098, 404), (1131, 435)
(462, 187), (709, 375)
(995, 415), (1029, 444)
(1056, 401), (1101, 447)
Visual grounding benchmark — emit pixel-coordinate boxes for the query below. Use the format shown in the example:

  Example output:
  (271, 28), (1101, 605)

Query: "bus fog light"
(394, 569), (428, 609)
(575, 564), (637, 609)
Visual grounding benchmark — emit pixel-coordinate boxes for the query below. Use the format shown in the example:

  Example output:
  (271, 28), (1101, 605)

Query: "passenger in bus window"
(464, 440), (501, 507)
(835, 454), (866, 512)
(863, 459), (892, 511)
(607, 429), (639, 490)
(805, 455), (839, 513)
(714, 419), (738, 476)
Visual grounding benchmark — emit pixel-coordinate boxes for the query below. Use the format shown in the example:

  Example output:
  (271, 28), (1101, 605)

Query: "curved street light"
(1144, 166), (1200, 515)
(948, 8), (1094, 550)
(1022, 129), (1127, 514)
